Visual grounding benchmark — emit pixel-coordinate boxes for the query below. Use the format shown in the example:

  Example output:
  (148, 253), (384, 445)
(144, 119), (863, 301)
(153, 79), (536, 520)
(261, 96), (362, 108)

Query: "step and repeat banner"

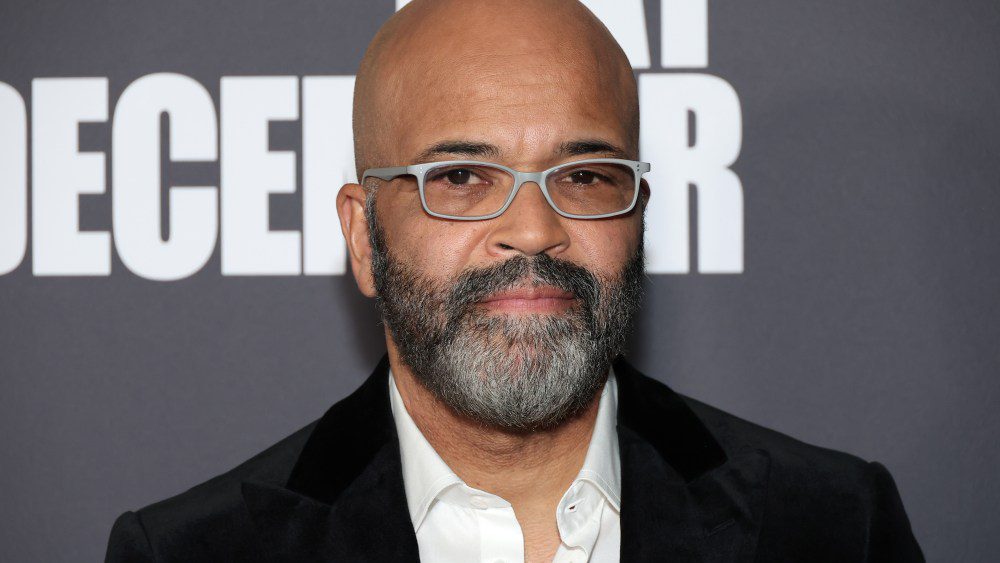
(1, 0), (997, 560)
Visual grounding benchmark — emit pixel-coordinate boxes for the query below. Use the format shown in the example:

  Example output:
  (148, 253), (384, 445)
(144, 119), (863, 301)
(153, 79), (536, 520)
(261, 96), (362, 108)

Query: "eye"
(429, 167), (490, 187)
(568, 170), (600, 185)
(446, 168), (473, 185)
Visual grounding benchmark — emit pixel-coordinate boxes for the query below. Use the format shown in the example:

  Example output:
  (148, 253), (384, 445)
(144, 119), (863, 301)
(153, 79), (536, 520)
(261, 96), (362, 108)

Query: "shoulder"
(106, 421), (317, 562)
(680, 391), (877, 480)
(144, 419), (316, 514)
(617, 361), (881, 485)
(622, 366), (922, 559)
(674, 387), (922, 560)
(106, 358), (398, 561)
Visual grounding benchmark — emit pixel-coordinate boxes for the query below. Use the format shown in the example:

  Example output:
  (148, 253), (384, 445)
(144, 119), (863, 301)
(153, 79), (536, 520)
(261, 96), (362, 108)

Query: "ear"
(639, 178), (651, 208)
(337, 183), (377, 298)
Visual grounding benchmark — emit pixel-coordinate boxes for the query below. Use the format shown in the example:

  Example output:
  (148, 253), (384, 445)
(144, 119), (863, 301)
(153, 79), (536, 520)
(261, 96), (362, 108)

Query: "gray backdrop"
(1, 0), (998, 561)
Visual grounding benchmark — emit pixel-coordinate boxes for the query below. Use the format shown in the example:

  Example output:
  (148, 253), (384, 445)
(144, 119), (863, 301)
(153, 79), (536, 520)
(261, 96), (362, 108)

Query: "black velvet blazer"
(106, 357), (924, 562)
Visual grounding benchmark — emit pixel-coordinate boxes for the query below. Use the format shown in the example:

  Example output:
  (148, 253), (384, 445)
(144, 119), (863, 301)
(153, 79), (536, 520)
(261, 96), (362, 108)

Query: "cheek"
(383, 204), (486, 281)
(417, 224), (479, 273)
(567, 218), (642, 277)
(378, 188), (642, 281)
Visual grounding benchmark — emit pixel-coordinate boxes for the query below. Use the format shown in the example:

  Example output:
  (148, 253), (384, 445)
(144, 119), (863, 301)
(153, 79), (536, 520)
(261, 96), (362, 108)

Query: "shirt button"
(470, 495), (489, 509)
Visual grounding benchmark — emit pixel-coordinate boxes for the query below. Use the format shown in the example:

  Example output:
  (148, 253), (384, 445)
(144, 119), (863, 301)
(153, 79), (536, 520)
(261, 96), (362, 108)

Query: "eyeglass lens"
(422, 162), (637, 218)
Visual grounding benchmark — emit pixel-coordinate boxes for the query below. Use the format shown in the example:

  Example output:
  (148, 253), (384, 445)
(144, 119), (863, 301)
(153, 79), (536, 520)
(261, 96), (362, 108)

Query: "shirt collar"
(576, 369), (621, 511)
(388, 371), (463, 528)
(389, 369), (622, 528)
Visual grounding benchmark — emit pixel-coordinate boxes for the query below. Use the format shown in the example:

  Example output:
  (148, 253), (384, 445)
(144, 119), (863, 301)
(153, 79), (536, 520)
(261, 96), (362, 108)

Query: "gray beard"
(366, 191), (644, 432)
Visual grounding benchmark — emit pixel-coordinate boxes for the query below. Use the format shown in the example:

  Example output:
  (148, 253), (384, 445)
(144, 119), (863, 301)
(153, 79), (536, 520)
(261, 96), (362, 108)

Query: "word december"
(0, 71), (741, 280)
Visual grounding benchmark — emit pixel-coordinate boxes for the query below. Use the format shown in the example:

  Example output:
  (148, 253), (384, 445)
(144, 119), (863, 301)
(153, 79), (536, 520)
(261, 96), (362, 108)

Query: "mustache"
(444, 254), (600, 315)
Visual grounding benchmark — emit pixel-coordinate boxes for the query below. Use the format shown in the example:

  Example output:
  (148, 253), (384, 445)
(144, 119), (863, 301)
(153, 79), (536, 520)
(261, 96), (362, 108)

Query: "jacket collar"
(613, 358), (771, 561)
(284, 355), (397, 504)
(242, 356), (420, 561)
(614, 357), (728, 481)
(242, 355), (769, 561)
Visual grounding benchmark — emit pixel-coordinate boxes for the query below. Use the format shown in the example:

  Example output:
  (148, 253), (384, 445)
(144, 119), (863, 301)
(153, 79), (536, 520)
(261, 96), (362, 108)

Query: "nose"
(485, 181), (570, 258)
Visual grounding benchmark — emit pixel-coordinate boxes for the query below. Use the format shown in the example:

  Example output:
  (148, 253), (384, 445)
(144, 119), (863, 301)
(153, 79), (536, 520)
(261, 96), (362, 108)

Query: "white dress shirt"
(389, 370), (621, 563)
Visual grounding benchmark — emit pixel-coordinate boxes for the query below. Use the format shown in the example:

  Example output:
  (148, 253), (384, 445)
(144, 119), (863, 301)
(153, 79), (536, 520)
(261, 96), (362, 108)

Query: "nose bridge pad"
(507, 171), (553, 212)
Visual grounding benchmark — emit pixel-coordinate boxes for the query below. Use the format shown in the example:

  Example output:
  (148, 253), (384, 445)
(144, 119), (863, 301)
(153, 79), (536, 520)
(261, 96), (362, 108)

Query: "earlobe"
(336, 183), (378, 298)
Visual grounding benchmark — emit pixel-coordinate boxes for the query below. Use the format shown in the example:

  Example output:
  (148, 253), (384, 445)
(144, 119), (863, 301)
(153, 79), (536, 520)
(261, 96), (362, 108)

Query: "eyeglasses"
(362, 158), (650, 220)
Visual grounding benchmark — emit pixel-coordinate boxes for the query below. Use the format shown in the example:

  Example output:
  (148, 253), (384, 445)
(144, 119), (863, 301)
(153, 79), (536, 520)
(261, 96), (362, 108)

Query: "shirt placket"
(474, 503), (524, 563)
(553, 482), (605, 563)
(448, 485), (524, 563)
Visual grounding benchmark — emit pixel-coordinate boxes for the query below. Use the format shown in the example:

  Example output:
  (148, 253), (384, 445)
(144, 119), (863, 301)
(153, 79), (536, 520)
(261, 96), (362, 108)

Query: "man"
(106, 0), (923, 561)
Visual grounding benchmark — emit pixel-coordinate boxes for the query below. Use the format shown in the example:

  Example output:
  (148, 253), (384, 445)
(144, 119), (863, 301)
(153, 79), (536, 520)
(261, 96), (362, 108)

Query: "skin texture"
(336, 1), (644, 560)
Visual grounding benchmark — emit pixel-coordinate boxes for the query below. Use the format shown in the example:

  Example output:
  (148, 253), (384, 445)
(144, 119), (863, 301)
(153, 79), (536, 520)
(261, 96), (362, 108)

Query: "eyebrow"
(558, 139), (630, 159)
(412, 138), (630, 163)
(414, 141), (503, 163)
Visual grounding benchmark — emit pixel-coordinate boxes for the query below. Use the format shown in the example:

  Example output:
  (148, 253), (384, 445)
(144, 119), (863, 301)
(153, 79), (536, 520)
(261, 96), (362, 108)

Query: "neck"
(386, 338), (602, 510)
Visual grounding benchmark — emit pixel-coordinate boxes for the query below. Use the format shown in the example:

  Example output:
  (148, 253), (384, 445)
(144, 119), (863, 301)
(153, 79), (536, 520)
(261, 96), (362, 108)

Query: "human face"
(346, 32), (645, 302)
(336, 8), (646, 426)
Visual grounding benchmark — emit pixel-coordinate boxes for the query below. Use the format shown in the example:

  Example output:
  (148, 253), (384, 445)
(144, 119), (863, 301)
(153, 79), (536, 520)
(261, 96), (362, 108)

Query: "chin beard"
(367, 193), (644, 432)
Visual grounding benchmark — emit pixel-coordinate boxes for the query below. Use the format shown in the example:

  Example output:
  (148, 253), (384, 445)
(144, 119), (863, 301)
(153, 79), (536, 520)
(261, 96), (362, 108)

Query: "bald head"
(352, 0), (639, 180)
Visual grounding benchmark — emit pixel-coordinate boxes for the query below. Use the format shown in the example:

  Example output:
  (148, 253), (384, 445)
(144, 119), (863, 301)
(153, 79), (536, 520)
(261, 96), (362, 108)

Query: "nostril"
(498, 243), (515, 250)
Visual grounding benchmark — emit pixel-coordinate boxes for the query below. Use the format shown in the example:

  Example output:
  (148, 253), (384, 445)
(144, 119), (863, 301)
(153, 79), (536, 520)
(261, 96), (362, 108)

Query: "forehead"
(380, 37), (633, 163)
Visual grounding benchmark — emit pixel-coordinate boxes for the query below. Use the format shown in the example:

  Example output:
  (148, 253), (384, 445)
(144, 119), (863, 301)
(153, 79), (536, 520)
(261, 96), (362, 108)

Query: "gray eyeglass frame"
(361, 158), (651, 220)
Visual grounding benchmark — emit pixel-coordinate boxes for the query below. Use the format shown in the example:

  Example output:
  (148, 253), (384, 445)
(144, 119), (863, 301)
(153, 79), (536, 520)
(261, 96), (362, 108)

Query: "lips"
(479, 285), (577, 313)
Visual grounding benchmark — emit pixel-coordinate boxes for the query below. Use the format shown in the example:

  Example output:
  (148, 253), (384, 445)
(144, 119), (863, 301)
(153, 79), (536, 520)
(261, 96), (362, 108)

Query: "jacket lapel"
(241, 356), (420, 562)
(615, 358), (771, 562)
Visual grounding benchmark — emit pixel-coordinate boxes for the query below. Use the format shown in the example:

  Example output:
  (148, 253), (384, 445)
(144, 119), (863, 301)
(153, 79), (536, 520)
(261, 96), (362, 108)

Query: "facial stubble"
(366, 191), (644, 432)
